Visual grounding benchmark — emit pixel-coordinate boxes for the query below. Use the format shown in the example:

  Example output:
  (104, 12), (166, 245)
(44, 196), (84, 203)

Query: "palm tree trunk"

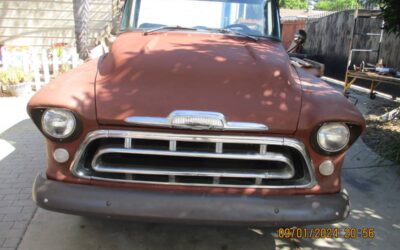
(73, 0), (90, 60)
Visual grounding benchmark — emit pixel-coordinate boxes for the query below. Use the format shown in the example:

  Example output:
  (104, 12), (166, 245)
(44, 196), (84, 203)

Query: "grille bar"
(124, 138), (132, 148)
(260, 144), (267, 155)
(216, 142), (223, 154)
(70, 130), (317, 188)
(169, 140), (177, 151)
(92, 147), (293, 161)
(91, 148), (295, 179)
(93, 164), (293, 179)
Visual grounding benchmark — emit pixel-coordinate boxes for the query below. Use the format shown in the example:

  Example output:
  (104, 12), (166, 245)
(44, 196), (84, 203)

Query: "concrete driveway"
(16, 139), (400, 250)
(0, 85), (399, 250)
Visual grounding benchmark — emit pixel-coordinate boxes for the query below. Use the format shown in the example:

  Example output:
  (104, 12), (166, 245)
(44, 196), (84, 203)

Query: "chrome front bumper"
(33, 174), (350, 226)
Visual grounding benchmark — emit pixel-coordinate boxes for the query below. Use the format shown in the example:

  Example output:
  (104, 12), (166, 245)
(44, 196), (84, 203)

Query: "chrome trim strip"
(70, 130), (317, 189)
(92, 163), (294, 179)
(125, 110), (268, 131)
(107, 130), (284, 144)
(224, 121), (268, 131)
(91, 147), (294, 162)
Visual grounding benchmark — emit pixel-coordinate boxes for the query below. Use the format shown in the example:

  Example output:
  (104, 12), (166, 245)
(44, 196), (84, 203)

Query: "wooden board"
(347, 70), (400, 86)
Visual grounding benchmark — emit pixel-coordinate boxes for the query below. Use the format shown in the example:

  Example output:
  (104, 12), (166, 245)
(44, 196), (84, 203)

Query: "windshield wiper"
(199, 27), (259, 42)
(144, 25), (198, 35)
(143, 25), (259, 41)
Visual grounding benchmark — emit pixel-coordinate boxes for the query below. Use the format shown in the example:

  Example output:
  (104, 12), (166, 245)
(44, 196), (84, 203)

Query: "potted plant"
(51, 43), (73, 74)
(0, 67), (32, 97)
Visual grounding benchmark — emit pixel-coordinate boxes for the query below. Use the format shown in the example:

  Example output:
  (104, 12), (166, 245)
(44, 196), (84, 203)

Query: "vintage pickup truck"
(28, 0), (365, 226)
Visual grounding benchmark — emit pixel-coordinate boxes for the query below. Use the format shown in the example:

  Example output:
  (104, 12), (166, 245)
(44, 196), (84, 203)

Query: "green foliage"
(315, 0), (359, 10)
(279, 0), (308, 9)
(60, 63), (72, 74)
(0, 67), (32, 86)
(379, 0), (400, 35)
(55, 46), (64, 58)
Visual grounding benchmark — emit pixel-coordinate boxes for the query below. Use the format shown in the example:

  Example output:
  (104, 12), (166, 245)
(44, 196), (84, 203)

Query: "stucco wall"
(303, 10), (400, 78)
(0, 0), (113, 48)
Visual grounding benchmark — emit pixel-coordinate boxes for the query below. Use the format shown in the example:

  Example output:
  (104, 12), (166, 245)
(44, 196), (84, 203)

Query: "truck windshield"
(121, 0), (280, 39)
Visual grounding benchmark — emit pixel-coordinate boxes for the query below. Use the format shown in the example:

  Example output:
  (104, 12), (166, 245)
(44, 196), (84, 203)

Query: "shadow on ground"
(20, 209), (281, 250)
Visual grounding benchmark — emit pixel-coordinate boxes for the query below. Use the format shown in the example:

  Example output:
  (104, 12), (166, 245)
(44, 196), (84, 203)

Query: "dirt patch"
(362, 102), (400, 165)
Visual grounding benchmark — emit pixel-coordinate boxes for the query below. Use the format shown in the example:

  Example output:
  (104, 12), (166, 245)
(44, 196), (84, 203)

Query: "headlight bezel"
(317, 122), (350, 153)
(41, 108), (77, 139)
(311, 122), (361, 155)
(30, 107), (81, 142)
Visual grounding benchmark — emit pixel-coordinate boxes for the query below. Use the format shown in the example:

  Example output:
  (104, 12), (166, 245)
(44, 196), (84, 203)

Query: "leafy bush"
(315, 0), (359, 10)
(379, 0), (400, 35)
(280, 0), (308, 9)
(0, 67), (32, 86)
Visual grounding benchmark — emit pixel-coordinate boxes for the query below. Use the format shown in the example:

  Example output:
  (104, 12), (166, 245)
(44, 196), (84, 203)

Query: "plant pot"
(0, 84), (6, 93)
(6, 82), (31, 97)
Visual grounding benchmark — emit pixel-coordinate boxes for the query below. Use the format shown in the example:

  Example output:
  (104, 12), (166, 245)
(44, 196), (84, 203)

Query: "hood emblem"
(125, 110), (268, 131)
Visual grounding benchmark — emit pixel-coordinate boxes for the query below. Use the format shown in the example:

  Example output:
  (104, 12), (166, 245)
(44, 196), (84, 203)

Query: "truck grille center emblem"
(125, 110), (268, 131)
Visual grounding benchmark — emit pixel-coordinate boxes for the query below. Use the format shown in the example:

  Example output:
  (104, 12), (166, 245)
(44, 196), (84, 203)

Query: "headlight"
(317, 122), (350, 153)
(41, 108), (76, 139)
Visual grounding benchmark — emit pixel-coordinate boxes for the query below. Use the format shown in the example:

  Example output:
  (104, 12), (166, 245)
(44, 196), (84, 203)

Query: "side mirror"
(294, 29), (307, 43)
(288, 30), (325, 77)
(287, 29), (307, 54)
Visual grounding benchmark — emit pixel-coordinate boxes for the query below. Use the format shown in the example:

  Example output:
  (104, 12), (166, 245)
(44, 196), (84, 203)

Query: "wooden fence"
(303, 10), (400, 77)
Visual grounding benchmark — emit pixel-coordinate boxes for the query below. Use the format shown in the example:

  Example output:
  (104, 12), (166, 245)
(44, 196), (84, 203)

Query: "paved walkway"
(0, 85), (399, 250)
(0, 97), (45, 249)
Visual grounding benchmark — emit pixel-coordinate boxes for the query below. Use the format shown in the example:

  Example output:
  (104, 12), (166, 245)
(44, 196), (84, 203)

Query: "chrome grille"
(70, 130), (316, 188)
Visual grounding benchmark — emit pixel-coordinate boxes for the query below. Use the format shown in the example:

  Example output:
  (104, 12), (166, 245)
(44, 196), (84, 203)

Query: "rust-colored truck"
(28, 0), (365, 226)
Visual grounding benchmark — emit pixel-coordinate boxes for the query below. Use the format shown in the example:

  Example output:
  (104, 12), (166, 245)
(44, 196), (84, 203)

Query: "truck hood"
(95, 32), (302, 134)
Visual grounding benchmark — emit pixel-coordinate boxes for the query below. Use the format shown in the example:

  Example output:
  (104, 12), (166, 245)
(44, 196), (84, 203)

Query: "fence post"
(1, 47), (9, 69)
(22, 51), (30, 74)
(52, 49), (59, 77)
(72, 52), (79, 69)
(41, 49), (50, 84)
(32, 49), (41, 90)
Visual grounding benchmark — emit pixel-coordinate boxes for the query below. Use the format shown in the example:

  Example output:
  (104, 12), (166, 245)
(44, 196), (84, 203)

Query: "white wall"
(0, 0), (113, 48)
